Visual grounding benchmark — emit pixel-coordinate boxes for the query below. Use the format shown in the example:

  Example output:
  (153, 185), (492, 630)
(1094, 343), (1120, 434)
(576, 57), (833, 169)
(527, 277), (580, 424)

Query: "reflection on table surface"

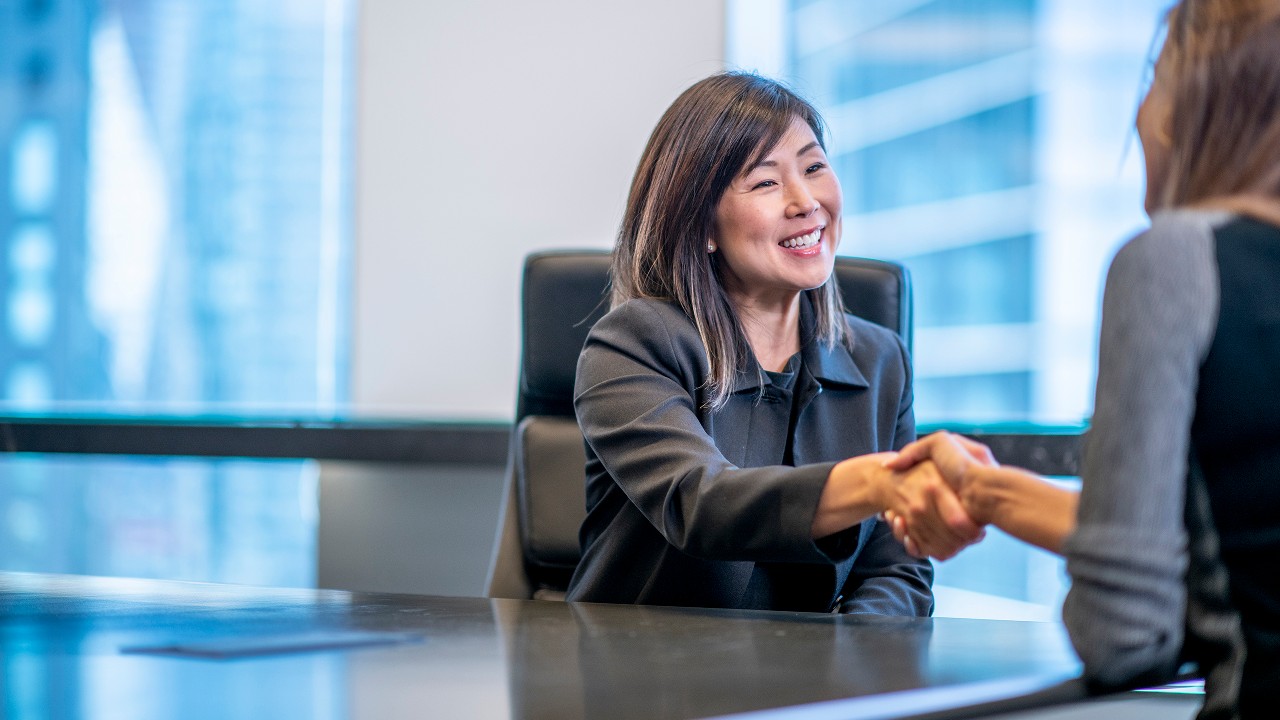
(0, 572), (1083, 719)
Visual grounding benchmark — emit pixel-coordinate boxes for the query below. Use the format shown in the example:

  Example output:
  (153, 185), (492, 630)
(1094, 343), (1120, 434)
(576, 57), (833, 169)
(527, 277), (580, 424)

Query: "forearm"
(964, 466), (1078, 554)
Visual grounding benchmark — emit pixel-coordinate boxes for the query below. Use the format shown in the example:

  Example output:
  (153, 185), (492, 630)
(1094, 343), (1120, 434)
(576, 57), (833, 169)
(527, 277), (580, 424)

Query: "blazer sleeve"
(574, 300), (848, 564)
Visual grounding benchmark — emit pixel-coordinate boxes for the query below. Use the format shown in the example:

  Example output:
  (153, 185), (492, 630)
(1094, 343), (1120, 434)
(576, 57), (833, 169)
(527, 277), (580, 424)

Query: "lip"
(780, 225), (824, 243)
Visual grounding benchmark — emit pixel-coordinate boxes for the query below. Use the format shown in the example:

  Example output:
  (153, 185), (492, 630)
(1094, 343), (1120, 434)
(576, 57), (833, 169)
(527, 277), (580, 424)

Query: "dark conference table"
(1, 572), (1090, 719)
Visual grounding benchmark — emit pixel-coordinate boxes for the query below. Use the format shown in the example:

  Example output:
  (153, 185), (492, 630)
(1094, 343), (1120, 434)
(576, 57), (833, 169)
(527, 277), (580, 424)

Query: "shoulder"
(576, 298), (708, 396)
(591, 298), (694, 341)
(1110, 209), (1224, 284)
(800, 311), (910, 392)
(1100, 209), (1223, 367)
(585, 298), (704, 364)
(597, 297), (691, 327)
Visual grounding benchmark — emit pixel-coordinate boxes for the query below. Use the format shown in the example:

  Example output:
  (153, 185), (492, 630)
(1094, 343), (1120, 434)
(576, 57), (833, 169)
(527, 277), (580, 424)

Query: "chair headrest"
(516, 250), (911, 421)
(519, 250), (613, 420)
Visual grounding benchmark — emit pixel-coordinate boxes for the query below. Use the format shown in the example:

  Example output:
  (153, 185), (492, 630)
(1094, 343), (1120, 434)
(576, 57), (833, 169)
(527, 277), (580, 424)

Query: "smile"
(780, 227), (822, 250)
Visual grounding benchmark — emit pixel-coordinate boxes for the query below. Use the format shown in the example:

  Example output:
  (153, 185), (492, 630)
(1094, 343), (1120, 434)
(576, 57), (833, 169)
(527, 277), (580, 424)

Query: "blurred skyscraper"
(1, 0), (110, 406)
(730, 0), (1163, 424)
(0, 0), (353, 586)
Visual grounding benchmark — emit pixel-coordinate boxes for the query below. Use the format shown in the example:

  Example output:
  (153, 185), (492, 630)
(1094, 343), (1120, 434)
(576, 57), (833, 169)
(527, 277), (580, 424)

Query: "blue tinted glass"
(741, 0), (1167, 425)
(0, 0), (353, 413)
(908, 235), (1034, 327)
(915, 371), (1032, 420)
(0, 1), (353, 586)
(0, 454), (316, 586)
(9, 122), (58, 214)
(794, 0), (1035, 104)
(837, 99), (1034, 213)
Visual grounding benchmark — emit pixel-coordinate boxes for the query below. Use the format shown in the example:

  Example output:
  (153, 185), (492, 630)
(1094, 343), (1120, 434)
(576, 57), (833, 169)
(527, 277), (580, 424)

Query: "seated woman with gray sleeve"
(565, 73), (982, 615)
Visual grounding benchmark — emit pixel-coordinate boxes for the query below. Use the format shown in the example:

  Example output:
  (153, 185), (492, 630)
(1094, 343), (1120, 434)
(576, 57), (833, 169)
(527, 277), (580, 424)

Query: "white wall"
(353, 1), (726, 419)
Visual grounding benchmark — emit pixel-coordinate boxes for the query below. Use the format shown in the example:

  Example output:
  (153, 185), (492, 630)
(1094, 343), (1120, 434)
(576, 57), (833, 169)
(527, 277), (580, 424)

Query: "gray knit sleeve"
(1061, 209), (1223, 688)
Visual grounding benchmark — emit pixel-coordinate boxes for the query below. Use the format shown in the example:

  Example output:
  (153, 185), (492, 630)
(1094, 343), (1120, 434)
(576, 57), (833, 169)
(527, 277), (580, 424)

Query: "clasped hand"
(879, 432), (997, 560)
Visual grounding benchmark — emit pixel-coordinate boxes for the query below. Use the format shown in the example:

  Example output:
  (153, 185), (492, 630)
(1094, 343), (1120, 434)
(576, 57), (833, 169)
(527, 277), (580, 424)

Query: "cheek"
(1136, 100), (1171, 206)
(819, 174), (843, 216)
(726, 209), (775, 246)
(714, 198), (762, 244)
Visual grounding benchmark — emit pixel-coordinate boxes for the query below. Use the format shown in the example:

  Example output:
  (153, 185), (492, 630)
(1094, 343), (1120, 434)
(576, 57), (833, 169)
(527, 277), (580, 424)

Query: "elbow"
(1067, 615), (1183, 690)
(1062, 528), (1189, 690)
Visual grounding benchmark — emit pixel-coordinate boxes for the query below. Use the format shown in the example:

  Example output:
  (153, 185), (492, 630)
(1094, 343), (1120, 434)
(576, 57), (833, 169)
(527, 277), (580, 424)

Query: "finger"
(889, 514), (908, 545)
(914, 486), (966, 556)
(955, 435), (998, 466)
(890, 463), (951, 554)
(902, 495), (953, 558)
(882, 434), (939, 470)
(933, 485), (984, 543)
(902, 533), (924, 558)
(906, 480), (981, 560)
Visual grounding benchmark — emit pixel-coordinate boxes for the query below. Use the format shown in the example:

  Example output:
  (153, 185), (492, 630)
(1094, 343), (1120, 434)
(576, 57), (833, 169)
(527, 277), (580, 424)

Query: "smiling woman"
(564, 73), (983, 615)
(714, 117), (844, 372)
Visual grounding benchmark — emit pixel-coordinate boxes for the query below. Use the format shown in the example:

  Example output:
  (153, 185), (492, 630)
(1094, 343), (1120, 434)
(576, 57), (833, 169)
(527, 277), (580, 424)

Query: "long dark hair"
(611, 72), (850, 409)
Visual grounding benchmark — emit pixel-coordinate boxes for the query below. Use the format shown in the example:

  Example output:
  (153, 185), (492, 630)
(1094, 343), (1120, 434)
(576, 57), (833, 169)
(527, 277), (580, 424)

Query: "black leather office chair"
(485, 249), (912, 600)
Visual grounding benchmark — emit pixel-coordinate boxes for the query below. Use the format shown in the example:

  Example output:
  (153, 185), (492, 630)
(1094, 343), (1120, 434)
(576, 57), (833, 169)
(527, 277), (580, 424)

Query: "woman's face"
(712, 116), (842, 311)
(1137, 51), (1175, 214)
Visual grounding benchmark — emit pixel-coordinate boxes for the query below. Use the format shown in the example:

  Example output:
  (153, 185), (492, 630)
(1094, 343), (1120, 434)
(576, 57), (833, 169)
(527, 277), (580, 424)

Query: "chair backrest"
(485, 249), (912, 600)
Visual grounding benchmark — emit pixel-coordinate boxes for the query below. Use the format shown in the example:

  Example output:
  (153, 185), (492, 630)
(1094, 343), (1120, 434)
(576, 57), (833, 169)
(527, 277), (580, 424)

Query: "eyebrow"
(745, 141), (823, 173)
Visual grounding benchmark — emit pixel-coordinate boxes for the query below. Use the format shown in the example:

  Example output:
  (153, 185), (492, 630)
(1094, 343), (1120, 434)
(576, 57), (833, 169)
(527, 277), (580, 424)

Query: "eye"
(805, 162), (827, 174)
(751, 179), (778, 190)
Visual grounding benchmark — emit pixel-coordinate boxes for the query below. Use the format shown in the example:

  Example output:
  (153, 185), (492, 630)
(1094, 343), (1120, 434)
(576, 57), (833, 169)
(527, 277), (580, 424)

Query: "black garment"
(1192, 216), (1280, 718)
(763, 353), (801, 466)
(565, 296), (932, 615)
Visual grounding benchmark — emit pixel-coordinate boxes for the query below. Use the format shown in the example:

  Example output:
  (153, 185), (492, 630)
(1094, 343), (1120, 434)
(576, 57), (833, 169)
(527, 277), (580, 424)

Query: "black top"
(566, 296), (931, 615)
(763, 353), (802, 466)
(1192, 216), (1280, 717)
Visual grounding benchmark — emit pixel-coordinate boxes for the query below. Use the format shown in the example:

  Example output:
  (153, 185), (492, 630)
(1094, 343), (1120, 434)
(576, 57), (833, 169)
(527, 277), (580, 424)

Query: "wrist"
(858, 457), (891, 511)
(815, 456), (891, 538)
(959, 465), (1002, 525)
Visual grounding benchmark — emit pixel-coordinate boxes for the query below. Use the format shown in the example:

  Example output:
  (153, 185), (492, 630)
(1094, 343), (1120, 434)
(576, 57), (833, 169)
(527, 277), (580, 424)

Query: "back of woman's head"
(1160, 0), (1280, 207)
(610, 73), (847, 407)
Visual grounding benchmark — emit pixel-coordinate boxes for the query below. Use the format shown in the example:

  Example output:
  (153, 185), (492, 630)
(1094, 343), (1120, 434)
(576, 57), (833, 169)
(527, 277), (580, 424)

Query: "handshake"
(872, 431), (1077, 561)
(875, 431), (998, 561)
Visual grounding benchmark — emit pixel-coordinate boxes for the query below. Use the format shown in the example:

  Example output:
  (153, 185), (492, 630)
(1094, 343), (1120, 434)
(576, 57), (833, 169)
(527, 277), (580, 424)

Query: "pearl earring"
(707, 240), (716, 253)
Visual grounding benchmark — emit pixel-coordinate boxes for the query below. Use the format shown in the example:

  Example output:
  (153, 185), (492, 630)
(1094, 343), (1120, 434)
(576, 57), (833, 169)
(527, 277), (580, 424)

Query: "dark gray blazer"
(565, 296), (933, 615)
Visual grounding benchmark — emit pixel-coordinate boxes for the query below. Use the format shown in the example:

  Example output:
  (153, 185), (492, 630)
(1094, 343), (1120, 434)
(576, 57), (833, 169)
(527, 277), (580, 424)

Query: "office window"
(729, 0), (1170, 618)
(0, 0), (355, 585)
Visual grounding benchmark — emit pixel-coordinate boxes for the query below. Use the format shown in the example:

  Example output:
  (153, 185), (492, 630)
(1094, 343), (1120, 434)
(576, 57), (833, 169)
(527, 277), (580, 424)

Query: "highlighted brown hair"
(1159, 0), (1280, 213)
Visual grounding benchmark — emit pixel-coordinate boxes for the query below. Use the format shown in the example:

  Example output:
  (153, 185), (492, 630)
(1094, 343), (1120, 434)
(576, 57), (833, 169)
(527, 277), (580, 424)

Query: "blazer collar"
(728, 294), (870, 393)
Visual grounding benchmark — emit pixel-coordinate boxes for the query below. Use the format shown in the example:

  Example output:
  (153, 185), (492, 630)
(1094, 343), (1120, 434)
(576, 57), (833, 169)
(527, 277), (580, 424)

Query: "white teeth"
(781, 228), (821, 249)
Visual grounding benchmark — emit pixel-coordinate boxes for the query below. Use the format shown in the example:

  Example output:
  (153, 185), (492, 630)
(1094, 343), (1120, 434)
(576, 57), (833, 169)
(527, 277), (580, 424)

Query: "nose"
(787, 185), (820, 217)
